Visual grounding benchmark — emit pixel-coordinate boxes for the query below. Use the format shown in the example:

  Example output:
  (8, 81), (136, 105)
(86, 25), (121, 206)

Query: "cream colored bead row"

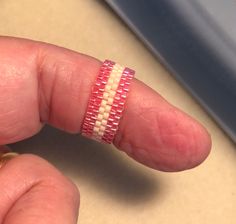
(92, 63), (125, 140)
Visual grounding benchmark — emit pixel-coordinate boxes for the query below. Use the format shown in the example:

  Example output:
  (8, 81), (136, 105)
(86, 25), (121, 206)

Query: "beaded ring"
(81, 60), (135, 144)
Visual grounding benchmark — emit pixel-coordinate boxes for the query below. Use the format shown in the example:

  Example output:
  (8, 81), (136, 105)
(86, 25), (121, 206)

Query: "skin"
(0, 37), (211, 224)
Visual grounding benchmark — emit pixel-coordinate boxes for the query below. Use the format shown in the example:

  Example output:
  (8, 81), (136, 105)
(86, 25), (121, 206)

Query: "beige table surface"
(1, 1), (236, 223)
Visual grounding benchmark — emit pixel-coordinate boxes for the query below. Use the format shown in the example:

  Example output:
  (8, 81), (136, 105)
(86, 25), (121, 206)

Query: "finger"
(0, 154), (79, 224)
(114, 80), (211, 171)
(0, 36), (211, 171)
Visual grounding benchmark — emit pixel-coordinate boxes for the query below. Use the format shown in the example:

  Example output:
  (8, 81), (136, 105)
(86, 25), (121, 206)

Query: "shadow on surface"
(10, 125), (160, 204)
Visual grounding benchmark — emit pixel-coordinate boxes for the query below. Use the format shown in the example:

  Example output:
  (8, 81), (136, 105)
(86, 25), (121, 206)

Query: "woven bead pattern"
(93, 63), (124, 140)
(82, 60), (115, 138)
(82, 60), (135, 143)
(102, 67), (134, 143)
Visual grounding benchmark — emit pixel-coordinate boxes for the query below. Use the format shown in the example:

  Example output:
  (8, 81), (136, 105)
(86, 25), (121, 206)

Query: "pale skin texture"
(0, 37), (211, 224)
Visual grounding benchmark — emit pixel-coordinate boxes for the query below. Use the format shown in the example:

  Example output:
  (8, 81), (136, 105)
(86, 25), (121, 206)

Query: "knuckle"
(63, 177), (80, 199)
(49, 174), (80, 205)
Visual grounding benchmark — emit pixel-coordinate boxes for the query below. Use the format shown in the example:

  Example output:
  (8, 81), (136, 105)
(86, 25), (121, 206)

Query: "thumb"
(0, 37), (211, 171)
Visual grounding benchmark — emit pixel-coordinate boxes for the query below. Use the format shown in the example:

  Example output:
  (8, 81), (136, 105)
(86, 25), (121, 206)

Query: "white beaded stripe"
(92, 63), (124, 139)
(93, 64), (124, 138)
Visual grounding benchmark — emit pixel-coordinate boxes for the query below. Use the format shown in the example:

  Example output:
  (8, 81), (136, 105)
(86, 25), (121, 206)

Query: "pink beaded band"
(81, 60), (115, 137)
(81, 60), (135, 143)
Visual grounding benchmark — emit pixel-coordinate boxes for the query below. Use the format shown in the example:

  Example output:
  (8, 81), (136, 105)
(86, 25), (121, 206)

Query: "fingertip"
(114, 80), (212, 172)
(184, 120), (212, 170)
(158, 108), (212, 171)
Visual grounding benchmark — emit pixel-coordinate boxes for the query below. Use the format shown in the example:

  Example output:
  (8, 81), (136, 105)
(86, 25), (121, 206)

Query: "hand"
(0, 37), (211, 224)
(0, 147), (79, 224)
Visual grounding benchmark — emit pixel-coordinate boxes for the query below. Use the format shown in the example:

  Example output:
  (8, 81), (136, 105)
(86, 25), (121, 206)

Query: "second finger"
(0, 154), (80, 224)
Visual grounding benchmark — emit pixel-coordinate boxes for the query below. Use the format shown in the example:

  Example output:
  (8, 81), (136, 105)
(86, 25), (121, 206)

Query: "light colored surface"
(0, 0), (236, 223)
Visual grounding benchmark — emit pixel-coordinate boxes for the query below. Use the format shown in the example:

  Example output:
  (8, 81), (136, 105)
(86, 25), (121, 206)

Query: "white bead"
(100, 126), (106, 131)
(110, 90), (116, 97)
(104, 112), (109, 119)
(110, 73), (116, 78)
(99, 107), (105, 113)
(97, 114), (103, 121)
(114, 78), (121, 83)
(93, 127), (99, 133)
(98, 131), (104, 136)
(107, 97), (113, 105)
(101, 100), (106, 107)
(95, 121), (101, 127)
(114, 65), (120, 70)
(116, 73), (122, 78)
(117, 69), (123, 73)
(108, 79), (113, 85)
(111, 83), (118, 90)
(106, 105), (111, 111)
(103, 92), (109, 99)
(105, 85), (111, 91)
(101, 119), (107, 126)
